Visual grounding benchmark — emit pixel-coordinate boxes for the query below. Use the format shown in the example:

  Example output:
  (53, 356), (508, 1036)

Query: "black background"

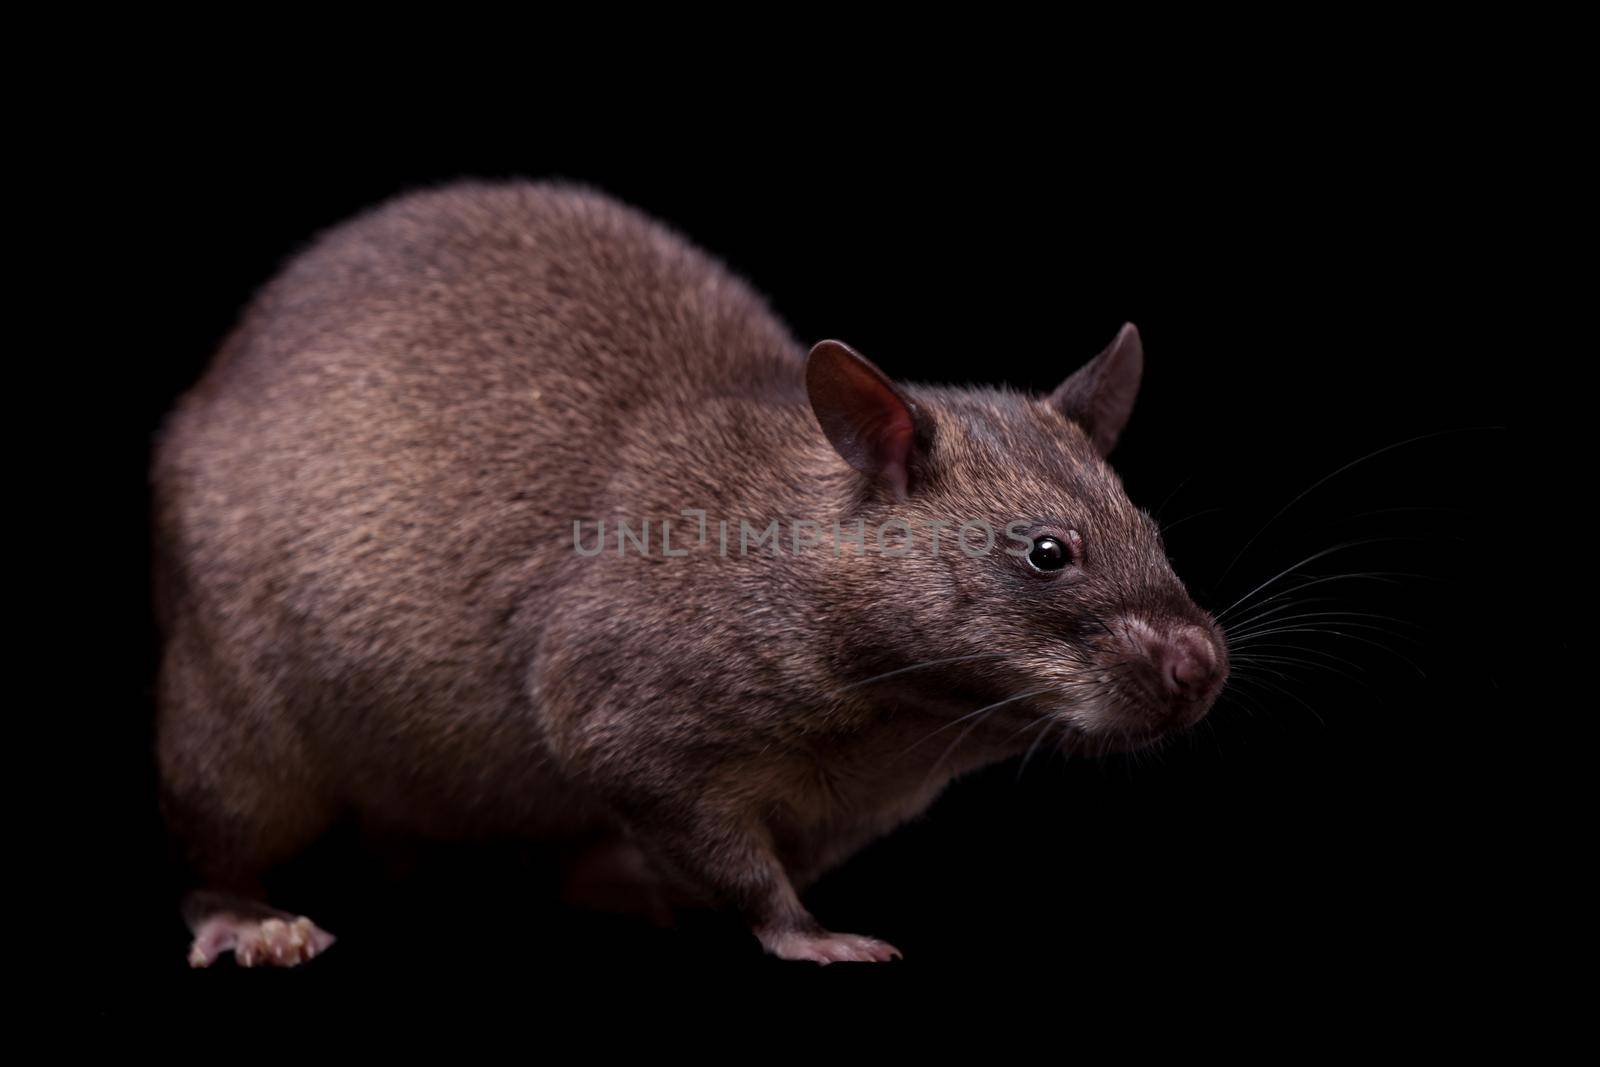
(80, 74), (1555, 1023)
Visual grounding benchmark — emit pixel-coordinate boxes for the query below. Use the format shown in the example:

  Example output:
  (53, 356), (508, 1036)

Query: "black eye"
(1027, 535), (1071, 572)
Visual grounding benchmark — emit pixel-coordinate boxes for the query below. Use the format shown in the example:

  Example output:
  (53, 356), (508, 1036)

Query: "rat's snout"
(1109, 616), (1229, 733)
(1154, 624), (1226, 715)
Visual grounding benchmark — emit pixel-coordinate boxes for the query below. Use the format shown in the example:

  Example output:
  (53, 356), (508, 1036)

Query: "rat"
(154, 181), (1227, 966)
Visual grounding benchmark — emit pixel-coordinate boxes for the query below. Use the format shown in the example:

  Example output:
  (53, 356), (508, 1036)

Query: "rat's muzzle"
(1095, 615), (1229, 737)
(1154, 622), (1227, 721)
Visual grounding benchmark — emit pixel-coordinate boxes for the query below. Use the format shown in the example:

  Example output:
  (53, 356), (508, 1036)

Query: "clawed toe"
(759, 927), (903, 965)
(188, 913), (335, 969)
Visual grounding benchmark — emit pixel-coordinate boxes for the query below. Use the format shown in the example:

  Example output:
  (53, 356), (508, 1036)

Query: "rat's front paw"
(758, 927), (903, 965)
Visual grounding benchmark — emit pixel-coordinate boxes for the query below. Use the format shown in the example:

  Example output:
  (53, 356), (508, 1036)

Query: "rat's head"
(807, 324), (1227, 751)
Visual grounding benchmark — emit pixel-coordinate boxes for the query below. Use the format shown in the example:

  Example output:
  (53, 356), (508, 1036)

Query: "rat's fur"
(154, 181), (1225, 964)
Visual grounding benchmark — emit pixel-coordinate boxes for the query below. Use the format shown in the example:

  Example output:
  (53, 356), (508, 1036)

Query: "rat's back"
(153, 182), (802, 840)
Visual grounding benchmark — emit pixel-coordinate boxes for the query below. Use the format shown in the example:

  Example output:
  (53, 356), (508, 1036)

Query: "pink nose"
(1159, 626), (1222, 703)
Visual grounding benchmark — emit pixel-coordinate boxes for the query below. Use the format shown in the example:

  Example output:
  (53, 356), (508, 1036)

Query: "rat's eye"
(1027, 534), (1075, 573)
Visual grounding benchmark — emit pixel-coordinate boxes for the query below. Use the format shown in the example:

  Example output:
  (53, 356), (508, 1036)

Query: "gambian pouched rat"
(154, 181), (1227, 966)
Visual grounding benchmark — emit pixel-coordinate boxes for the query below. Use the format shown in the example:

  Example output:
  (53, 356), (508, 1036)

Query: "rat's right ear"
(1049, 323), (1144, 455)
(806, 340), (918, 500)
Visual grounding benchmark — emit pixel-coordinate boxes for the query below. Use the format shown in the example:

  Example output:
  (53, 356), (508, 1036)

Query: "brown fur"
(153, 181), (1225, 961)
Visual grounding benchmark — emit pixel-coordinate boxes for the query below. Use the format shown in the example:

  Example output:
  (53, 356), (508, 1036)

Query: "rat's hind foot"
(758, 926), (903, 965)
(189, 914), (335, 968)
(186, 898), (335, 968)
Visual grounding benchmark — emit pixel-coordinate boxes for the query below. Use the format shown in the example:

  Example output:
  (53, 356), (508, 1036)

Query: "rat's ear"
(1049, 322), (1144, 455)
(806, 340), (918, 500)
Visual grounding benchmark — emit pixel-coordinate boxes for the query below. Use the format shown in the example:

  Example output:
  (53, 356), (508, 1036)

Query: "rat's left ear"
(806, 340), (919, 500)
(1049, 322), (1144, 455)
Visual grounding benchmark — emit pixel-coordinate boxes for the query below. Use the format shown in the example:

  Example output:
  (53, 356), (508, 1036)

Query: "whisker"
(1344, 505), (1473, 522)
(903, 688), (1054, 756)
(1229, 653), (1373, 690)
(1226, 660), (1305, 686)
(1231, 627), (1428, 676)
(1229, 641), (1396, 686)
(1227, 611), (1422, 642)
(1215, 686), (1268, 721)
(917, 688), (1057, 790)
(1215, 539), (1423, 622)
(1151, 474), (1198, 524)
(1227, 673), (1327, 727)
(1214, 426), (1504, 590)
(1218, 569), (1443, 637)
(1230, 621), (1424, 647)
(1224, 590), (1422, 631)
(838, 652), (1009, 692)
(1231, 644), (1374, 677)
(1226, 569), (1440, 616)
(1161, 506), (1226, 536)
(1015, 716), (1061, 781)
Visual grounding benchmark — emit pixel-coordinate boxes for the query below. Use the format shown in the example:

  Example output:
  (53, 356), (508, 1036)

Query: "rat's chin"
(1015, 696), (1172, 755)
(1051, 696), (1203, 754)
(1056, 721), (1171, 755)
(1046, 679), (1221, 755)
(1010, 660), (1222, 757)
